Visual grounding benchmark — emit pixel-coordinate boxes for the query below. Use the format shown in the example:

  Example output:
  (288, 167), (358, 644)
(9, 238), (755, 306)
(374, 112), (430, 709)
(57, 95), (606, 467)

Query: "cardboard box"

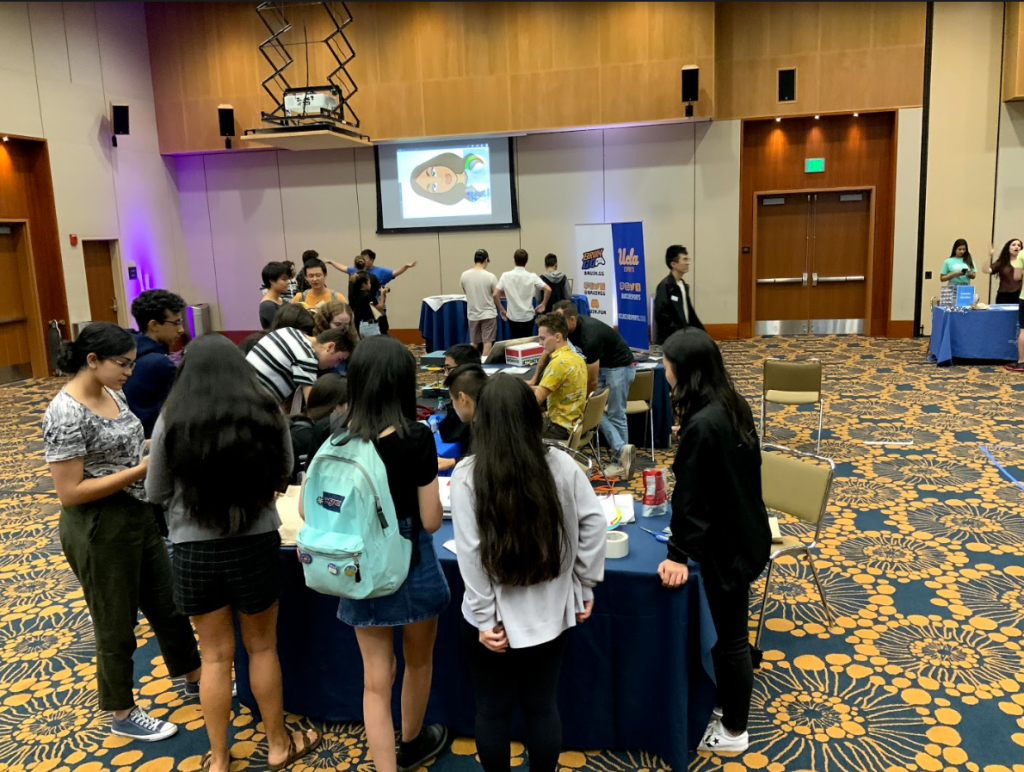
(505, 342), (544, 366)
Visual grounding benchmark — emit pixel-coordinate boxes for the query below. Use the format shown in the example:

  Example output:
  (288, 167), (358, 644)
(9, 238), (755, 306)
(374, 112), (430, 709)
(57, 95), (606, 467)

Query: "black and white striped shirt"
(246, 327), (318, 401)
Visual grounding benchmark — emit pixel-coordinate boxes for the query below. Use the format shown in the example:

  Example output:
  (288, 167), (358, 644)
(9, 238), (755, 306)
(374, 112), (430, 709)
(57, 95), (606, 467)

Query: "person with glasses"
(124, 289), (186, 438)
(653, 245), (704, 345)
(43, 323), (202, 742)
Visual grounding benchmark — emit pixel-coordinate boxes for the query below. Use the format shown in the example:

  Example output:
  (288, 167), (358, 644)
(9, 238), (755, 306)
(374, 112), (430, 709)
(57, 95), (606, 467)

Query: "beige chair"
(567, 387), (610, 485)
(761, 357), (824, 454)
(543, 439), (594, 477)
(625, 369), (656, 461)
(755, 443), (836, 647)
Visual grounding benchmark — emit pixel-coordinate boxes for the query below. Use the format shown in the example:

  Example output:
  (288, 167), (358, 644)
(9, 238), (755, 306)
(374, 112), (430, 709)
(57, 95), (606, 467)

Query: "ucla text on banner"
(611, 222), (648, 349)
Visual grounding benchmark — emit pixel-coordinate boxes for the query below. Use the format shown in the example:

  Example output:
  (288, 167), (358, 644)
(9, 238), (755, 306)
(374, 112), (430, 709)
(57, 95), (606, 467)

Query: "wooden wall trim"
(885, 320), (915, 338)
(704, 323), (739, 341)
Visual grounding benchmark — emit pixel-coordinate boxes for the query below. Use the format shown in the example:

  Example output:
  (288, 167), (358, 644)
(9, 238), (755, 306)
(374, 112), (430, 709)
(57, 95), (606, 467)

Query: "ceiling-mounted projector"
(283, 86), (340, 117)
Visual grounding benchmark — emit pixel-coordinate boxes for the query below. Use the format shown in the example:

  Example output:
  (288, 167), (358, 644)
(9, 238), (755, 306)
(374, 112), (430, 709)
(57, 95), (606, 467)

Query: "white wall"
(0, 2), (179, 326)
(170, 121), (743, 333)
(920, 2), (1003, 334)
(891, 107), (923, 323)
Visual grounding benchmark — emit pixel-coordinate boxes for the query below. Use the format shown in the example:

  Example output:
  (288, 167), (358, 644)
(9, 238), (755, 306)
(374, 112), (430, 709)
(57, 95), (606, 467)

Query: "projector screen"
(375, 138), (519, 233)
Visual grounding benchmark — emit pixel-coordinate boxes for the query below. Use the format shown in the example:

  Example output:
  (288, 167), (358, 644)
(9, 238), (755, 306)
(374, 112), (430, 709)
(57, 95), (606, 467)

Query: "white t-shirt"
(498, 267), (547, 322)
(461, 268), (499, 321)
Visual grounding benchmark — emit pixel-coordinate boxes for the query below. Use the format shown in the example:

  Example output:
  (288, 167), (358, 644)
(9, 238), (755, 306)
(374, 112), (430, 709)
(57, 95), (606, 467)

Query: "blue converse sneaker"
(183, 679), (237, 698)
(111, 706), (178, 742)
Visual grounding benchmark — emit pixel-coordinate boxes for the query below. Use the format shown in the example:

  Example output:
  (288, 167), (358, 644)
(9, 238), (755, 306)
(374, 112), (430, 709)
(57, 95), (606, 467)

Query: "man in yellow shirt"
(532, 312), (587, 441)
(291, 258), (346, 308)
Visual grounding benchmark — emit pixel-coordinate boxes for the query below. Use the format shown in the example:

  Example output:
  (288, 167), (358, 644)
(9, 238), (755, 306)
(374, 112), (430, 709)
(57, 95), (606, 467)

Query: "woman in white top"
(450, 374), (606, 772)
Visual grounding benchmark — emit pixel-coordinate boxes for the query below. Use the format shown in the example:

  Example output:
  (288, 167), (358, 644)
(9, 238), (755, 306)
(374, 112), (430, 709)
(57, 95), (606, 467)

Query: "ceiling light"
(814, 115), (820, 120)
(2, 137), (7, 142)
(775, 117), (781, 122)
(853, 112), (859, 117)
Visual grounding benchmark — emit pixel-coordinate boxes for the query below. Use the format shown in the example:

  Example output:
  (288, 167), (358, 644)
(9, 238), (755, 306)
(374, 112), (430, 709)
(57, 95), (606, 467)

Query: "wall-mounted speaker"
(218, 105), (235, 137)
(112, 104), (130, 135)
(681, 66), (699, 103)
(778, 69), (796, 103)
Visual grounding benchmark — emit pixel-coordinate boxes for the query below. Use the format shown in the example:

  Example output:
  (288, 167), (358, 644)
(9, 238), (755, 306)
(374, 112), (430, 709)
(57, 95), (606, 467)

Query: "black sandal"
(268, 728), (323, 772)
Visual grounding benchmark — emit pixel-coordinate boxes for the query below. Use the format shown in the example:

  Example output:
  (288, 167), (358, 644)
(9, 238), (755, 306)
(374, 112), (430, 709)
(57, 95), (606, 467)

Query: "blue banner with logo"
(611, 222), (648, 349)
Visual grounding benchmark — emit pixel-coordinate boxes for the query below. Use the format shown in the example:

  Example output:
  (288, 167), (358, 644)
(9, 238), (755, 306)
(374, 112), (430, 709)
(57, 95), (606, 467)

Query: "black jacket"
(653, 273), (703, 345)
(668, 402), (771, 591)
(122, 332), (177, 439)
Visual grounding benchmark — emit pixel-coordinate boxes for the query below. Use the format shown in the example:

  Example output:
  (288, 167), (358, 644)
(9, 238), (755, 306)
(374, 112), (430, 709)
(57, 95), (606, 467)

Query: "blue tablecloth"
(234, 503), (717, 771)
(419, 294), (591, 353)
(928, 305), (1018, 366)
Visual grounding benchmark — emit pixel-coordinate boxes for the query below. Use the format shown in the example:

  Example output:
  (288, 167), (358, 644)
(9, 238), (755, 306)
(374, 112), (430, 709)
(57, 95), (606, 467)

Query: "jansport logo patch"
(317, 491), (345, 512)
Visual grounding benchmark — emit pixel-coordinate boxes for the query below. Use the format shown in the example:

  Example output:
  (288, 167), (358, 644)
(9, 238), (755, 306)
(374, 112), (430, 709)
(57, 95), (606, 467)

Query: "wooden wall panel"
(0, 139), (69, 369)
(715, 2), (926, 120)
(737, 113), (898, 337)
(1004, 2), (1024, 101)
(146, 2), (716, 154)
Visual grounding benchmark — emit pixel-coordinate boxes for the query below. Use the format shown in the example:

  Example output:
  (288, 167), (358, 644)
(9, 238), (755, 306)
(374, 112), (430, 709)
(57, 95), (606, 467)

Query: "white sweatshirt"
(450, 449), (607, 648)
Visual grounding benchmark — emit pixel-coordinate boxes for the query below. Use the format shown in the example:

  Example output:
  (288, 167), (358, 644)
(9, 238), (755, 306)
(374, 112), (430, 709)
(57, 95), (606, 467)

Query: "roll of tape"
(606, 530), (629, 559)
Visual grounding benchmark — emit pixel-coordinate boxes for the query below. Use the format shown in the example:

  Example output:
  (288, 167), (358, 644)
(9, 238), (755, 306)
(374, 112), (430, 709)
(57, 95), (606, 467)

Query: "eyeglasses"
(105, 356), (137, 372)
(161, 317), (184, 328)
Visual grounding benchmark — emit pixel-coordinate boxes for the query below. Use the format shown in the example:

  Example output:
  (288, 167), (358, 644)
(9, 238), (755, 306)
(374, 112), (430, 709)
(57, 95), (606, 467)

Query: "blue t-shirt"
(347, 265), (395, 286)
(941, 257), (972, 286)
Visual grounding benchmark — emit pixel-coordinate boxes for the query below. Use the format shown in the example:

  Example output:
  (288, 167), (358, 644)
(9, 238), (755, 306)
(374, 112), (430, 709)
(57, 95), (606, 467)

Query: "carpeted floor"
(3, 336), (1024, 772)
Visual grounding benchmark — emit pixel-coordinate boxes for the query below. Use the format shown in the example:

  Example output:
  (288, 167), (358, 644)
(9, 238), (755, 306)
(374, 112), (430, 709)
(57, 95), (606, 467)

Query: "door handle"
(802, 272), (808, 286)
(816, 275), (866, 283)
(111, 297), (118, 313)
(812, 272), (818, 286)
(756, 277), (805, 285)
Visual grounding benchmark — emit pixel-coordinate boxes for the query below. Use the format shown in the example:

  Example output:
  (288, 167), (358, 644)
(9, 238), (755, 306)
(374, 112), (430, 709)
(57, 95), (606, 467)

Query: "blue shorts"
(337, 522), (450, 627)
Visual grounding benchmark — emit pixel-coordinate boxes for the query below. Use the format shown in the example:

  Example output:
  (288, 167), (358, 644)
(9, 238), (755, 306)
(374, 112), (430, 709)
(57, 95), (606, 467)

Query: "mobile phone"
(961, 268), (969, 275)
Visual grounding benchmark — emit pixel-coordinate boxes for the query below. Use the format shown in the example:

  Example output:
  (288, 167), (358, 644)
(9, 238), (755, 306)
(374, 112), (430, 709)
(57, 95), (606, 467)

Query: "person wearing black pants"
(655, 329), (771, 755)
(450, 375), (606, 772)
(461, 622), (568, 771)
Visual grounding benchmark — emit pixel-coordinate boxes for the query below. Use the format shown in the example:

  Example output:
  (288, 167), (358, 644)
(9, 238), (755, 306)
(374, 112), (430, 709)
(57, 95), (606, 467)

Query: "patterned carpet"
(3, 336), (1024, 772)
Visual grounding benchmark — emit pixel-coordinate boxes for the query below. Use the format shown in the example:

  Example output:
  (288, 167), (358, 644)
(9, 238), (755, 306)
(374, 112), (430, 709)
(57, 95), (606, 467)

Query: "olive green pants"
(59, 491), (201, 711)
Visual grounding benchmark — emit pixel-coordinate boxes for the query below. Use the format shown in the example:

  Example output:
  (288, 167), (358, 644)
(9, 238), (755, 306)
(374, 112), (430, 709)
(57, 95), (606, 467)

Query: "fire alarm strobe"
(69, 234), (78, 247)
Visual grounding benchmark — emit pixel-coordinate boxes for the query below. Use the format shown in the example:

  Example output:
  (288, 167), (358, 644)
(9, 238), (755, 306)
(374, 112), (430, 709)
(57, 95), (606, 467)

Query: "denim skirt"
(337, 521), (450, 627)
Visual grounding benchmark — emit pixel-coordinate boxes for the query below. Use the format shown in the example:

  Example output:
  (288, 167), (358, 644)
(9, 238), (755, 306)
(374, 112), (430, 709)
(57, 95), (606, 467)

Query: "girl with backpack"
(146, 335), (321, 772)
(308, 335), (449, 772)
(42, 323), (202, 742)
(449, 374), (607, 772)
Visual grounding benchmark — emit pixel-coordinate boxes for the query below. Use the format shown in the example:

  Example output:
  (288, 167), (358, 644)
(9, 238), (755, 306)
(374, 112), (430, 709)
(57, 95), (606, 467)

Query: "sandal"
(200, 751), (213, 772)
(268, 727), (323, 772)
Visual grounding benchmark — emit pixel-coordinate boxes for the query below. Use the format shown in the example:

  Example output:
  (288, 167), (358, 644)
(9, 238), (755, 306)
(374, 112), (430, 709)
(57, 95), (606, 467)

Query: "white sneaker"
(619, 444), (636, 481)
(603, 463), (626, 478)
(698, 719), (748, 754)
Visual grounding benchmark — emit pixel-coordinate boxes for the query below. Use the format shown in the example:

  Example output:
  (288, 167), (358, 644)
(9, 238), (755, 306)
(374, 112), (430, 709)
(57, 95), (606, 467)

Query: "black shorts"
(172, 531), (282, 617)
(1018, 300), (1024, 330)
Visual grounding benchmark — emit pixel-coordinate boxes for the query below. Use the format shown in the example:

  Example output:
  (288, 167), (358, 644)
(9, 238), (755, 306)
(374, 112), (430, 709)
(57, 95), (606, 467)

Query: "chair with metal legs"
(624, 369), (656, 461)
(760, 357), (824, 454)
(566, 387), (611, 487)
(754, 443), (836, 648)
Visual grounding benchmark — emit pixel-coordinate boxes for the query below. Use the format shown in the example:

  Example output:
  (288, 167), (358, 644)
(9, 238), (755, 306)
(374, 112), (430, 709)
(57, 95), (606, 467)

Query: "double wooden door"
(754, 189), (873, 335)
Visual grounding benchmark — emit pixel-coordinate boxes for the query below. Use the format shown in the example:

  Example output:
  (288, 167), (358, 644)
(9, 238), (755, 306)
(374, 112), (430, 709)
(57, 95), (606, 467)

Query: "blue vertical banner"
(611, 222), (648, 349)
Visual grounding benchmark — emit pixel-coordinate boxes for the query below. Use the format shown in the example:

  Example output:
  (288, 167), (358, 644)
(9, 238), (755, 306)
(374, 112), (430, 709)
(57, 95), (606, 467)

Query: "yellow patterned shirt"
(539, 345), (588, 432)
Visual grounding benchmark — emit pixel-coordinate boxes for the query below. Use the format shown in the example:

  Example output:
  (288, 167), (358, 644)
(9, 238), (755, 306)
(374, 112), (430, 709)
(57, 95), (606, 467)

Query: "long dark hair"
(160, 334), (288, 535)
(469, 375), (568, 587)
(270, 304), (315, 334)
(57, 322), (134, 373)
(993, 238), (1023, 273)
(950, 238), (974, 269)
(342, 336), (416, 441)
(307, 374), (348, 422)
(662, 329), (757, 448)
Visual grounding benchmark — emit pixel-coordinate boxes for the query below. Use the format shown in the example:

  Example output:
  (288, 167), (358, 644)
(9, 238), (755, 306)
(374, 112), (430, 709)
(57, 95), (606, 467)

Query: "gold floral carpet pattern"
(2, 336), (1024, 772)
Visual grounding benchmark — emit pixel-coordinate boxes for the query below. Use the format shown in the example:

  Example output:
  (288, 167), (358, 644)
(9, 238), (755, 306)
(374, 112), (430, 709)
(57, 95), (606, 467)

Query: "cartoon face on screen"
(409, 152), (490, 205)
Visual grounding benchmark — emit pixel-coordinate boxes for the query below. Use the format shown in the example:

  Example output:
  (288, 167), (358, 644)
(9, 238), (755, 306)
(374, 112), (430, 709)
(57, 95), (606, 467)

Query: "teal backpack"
(296, 431), (411, 599)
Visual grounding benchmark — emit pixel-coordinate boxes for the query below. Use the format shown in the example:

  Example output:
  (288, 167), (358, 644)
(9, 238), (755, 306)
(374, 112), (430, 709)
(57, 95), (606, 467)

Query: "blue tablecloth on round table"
(234, 503), (717, 771)
(928, 305), (1018, 366)
(419, 294), (591, 353)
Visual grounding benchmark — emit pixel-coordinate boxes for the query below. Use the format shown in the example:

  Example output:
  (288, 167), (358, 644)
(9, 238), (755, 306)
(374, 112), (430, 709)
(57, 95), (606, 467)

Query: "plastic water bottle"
(431, 397), (447, 433)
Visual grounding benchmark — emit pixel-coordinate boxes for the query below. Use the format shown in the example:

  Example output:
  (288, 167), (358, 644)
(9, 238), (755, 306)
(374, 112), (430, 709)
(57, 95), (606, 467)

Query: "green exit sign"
(805, 158), (825, 173)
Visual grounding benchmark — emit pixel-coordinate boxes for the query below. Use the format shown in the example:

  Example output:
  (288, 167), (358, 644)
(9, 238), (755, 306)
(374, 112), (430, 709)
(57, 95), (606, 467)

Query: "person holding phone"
(940, 239), (976, 286)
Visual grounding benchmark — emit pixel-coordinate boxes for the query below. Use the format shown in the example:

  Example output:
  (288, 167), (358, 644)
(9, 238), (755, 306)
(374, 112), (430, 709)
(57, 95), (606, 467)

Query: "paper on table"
(438, 477), (452, 514)
(501, 366), (530, 375)
(423, 294), (467, 312)
(443, 539), (457, 555)
(602, 494), (636, 528)
(634, 361), (660, 370)
(276, 485), (303, 546)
